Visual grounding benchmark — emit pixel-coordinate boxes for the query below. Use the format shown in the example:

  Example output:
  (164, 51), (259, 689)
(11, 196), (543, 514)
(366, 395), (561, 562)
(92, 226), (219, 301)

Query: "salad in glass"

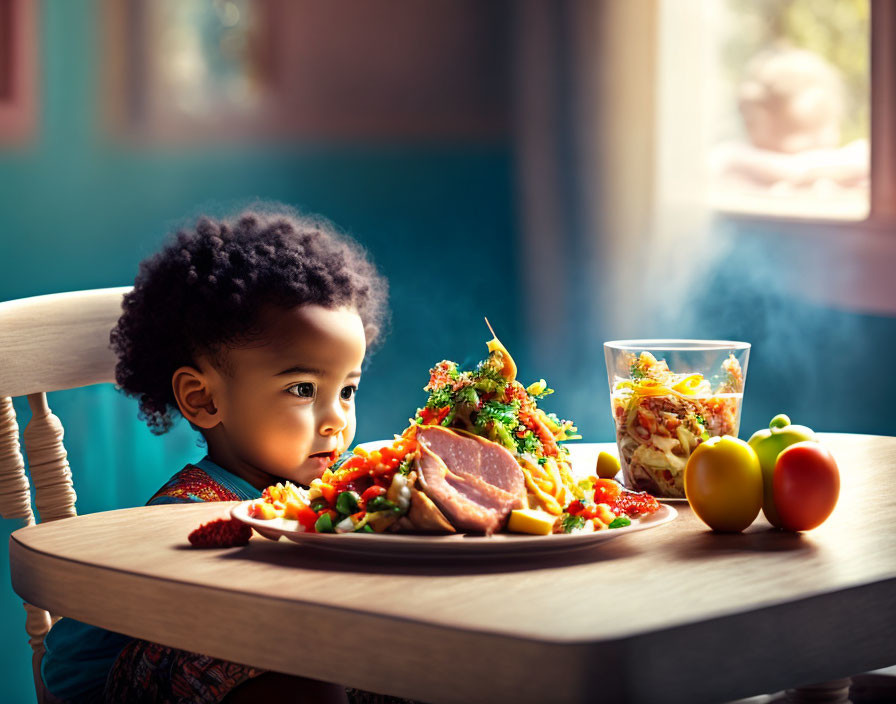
(604, 340), (749, 498)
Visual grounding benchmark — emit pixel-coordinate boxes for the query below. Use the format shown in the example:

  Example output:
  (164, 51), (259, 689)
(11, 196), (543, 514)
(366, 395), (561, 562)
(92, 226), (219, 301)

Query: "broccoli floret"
(475, 400), (520, 427)
(455, 385), (480, 407)
(425, 386), (452, 409)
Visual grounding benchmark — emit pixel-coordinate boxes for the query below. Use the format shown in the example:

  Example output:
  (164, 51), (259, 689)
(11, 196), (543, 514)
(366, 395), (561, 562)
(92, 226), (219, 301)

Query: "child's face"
(209, 304), (367, 488)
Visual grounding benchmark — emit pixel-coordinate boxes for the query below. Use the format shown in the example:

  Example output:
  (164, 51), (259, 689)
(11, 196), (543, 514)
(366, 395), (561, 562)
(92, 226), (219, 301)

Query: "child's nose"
(318, 399), (347, 436)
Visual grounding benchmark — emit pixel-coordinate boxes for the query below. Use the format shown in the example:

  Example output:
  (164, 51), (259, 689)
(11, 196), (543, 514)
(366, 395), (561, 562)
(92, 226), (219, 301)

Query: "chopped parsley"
(514, 430), (540, 455)
(561, 514), (587, 533)
(608, 516), (631, 529)
(476, 400), (520, 427)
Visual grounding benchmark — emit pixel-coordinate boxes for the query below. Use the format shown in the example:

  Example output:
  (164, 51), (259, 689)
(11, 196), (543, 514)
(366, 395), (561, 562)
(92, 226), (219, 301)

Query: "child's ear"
(171, 366), (219, 429)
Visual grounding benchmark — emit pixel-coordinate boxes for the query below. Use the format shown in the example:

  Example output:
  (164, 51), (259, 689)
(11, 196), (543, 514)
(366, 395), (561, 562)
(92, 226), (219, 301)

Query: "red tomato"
(361, 485), (387, 503)
(566, 500), (585, 516)
(773, 441), (840, 532)
(593, 478), (622, 505)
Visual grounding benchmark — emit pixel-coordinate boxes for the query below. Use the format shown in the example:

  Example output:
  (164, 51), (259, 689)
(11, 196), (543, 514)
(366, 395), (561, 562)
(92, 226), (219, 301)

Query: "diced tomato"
(336, 461), (373, 483)
(567, 500), (585, 516)
(361, 485), (387, 503)
(339, 455), (367, 472)
(593, 478), (623, 505)
(419, 407), (437, 424)
(421, 406), (451, 425)
(288, 502), (319, 533)
(580, 505), (598, 520)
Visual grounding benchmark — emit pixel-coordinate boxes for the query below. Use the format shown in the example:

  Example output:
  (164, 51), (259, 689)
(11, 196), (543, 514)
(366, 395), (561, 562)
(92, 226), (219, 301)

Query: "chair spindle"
(0, 396), (35, 524)
(0, 396), (52, 703)
(24, 393), (77, 523)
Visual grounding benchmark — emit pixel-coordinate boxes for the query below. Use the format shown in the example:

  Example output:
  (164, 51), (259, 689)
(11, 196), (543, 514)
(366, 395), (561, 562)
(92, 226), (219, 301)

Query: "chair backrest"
(0, 287), (131, 703)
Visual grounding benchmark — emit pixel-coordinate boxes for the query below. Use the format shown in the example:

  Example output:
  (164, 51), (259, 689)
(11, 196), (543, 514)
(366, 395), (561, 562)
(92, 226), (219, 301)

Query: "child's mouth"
(308, 449), (338, 464)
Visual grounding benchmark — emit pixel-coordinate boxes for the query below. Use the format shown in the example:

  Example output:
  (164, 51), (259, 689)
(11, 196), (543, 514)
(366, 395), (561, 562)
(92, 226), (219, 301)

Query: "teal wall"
(0, 4), (519, 702)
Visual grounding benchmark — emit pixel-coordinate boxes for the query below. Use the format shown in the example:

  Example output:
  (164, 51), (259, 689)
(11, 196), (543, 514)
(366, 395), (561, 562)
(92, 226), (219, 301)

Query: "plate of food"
(233, 324), (678, 557)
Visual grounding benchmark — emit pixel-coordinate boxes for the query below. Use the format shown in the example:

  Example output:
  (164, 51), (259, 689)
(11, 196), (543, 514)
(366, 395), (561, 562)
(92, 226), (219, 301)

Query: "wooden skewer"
(484, 317), (497, 338)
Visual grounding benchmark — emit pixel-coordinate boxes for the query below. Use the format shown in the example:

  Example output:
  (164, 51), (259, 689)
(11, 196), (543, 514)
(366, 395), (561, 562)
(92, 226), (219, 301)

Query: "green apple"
(747, 414), (816, 528)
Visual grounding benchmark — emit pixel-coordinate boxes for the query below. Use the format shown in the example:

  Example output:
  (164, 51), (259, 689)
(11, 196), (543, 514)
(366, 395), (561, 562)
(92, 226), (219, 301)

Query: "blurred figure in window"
(710, 45), (868, 193)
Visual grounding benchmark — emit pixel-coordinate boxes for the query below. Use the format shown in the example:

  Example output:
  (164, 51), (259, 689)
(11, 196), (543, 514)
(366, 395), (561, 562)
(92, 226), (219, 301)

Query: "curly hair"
(110, 209), (389, 434)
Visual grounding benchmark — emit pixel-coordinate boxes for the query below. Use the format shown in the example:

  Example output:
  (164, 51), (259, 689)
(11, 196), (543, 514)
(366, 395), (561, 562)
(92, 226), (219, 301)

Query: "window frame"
(0, 0), (37, 144)
(710, 0), (896, 316)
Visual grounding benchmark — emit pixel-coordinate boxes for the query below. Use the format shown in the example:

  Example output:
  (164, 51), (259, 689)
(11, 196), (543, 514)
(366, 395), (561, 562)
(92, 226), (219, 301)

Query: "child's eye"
(288, 382), (315, 398)
(340, 385), (357, 401)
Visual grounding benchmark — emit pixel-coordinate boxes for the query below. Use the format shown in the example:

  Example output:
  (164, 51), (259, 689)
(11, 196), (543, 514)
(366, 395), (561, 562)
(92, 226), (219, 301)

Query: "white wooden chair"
(0, 287), (131, 702)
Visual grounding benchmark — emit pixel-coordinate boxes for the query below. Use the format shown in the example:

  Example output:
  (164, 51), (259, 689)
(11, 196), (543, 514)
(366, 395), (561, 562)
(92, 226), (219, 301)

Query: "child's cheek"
(340, 414), (357, 452)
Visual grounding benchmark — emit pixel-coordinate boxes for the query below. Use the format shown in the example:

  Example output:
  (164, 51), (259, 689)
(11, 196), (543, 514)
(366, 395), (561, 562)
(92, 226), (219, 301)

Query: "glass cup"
(604, 339), (750, 498)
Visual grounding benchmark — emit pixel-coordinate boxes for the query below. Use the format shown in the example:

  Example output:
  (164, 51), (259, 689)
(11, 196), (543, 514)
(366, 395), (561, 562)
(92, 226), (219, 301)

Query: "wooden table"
(9, 434), (896, 704)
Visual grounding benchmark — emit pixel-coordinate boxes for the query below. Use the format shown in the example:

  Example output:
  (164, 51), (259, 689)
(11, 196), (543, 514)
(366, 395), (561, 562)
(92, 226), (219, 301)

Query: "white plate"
(231, 501), (677, 558)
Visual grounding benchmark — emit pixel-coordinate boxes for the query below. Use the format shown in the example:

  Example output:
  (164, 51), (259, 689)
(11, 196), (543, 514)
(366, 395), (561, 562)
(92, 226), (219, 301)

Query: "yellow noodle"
(671, 374), (704, 395)
(520, 459), (563, 514)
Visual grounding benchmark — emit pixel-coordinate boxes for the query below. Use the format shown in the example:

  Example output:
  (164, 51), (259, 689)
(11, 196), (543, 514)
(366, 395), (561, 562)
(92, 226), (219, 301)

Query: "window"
(648, 0), (896, 315)
(102, 0), (510, 142)
(656, 0), (879, 222)
(707, 0), (870, 220)
(103, 0), (273, 140)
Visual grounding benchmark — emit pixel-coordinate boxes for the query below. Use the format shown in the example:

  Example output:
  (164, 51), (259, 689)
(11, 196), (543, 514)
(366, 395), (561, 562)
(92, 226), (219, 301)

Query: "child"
(40, 208), (388, 703)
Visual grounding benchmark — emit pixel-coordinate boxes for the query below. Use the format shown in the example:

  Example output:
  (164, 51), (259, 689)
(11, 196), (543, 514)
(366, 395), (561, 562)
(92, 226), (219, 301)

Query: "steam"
(632, 218), (861, 435)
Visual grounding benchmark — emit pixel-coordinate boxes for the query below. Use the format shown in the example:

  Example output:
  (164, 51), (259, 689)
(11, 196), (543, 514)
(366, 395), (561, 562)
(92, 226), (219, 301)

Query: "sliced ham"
(415, 426), (526, 535)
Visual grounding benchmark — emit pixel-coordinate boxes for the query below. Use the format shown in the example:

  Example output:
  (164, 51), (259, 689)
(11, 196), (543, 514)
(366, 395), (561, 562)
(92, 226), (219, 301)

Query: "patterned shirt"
(41, 457), (261, 703)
